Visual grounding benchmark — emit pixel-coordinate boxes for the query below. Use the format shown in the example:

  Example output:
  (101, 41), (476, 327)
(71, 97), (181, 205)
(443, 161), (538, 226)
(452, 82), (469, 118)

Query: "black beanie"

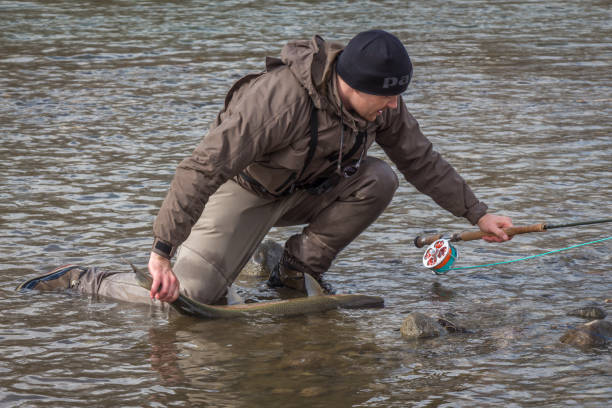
(337, 30), (413, 96)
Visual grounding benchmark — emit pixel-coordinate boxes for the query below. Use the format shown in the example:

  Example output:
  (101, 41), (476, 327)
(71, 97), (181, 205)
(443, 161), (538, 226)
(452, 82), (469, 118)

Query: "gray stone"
(567, 306), (606, 320)
(239, 239), (283, 277)
(401, 312), (446, 339)
(435, 314), (468, 333)
(560, 319), (612, 348)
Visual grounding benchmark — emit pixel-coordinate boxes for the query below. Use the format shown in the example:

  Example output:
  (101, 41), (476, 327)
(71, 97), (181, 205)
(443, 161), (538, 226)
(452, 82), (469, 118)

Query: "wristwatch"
(151, 238), (176, 259)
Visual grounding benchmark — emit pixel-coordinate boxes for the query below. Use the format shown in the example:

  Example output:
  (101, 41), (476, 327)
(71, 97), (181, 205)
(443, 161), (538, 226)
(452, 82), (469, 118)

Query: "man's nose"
(386, 96), (398, 109)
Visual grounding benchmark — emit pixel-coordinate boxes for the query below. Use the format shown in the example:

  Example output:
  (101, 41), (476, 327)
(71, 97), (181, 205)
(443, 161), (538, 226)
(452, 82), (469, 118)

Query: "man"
(19, 30), (512, 304)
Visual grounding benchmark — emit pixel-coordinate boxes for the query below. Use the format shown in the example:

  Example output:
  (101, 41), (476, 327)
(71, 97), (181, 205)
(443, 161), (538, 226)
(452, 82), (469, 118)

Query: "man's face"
(347, 91), (399, 121)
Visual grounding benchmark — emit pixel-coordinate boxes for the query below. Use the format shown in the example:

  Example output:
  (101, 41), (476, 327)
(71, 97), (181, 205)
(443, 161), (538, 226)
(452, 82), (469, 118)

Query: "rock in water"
(401, 312), (446, 339)
(567, 306), (607, 320)
(239, 240), (284, 277)
(435, 314), (468, 333)
(560, 320), (612, 348)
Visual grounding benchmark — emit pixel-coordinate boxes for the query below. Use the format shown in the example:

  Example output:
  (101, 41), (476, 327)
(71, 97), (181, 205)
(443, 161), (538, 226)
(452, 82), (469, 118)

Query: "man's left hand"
(477, 213), (513, 243)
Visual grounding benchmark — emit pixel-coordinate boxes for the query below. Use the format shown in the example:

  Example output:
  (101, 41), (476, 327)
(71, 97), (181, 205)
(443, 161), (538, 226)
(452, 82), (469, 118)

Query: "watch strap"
(151, 238), (175, 259)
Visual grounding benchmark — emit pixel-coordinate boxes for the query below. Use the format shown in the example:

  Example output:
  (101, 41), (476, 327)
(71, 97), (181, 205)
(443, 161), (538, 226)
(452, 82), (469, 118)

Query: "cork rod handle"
(455, 223), (547, 242)
(414, 223), (547, 248)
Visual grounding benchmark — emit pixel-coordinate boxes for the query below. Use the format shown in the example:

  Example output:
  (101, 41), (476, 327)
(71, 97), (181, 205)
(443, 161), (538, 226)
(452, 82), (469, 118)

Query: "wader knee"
(270, 157), (398, 295)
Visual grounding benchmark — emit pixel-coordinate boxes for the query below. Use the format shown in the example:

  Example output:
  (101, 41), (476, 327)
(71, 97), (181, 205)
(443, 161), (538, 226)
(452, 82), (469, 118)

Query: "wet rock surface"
(567, 306), (607, 320)
(400, 312), (468, 339)
(436, 315), (468, 334)
(401, 312), (445, 339)
(560, 319), (612, 348)
(239, 240), (283, 278)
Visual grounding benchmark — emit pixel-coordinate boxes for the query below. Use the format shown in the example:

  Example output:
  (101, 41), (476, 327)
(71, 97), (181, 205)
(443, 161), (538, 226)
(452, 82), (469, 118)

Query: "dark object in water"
(400, 312), (446, 339)
(567, 306), (606, 320)
(560, 319), (612, 348)
(239, 239), (283, 277)
(436, 315), (468, 333)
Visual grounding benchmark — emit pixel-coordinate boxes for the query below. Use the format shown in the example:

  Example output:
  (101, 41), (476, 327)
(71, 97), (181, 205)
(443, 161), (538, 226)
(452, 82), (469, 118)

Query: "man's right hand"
(148, 252), (180, 302)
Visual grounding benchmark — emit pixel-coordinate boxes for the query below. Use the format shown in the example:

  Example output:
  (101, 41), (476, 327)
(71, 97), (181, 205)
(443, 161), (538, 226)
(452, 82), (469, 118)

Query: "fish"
(130, 264), (384, 319)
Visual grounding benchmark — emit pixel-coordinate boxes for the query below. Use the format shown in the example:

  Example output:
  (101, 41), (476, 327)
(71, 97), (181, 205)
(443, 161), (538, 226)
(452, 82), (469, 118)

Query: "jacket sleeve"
(152, 77), (311, 248)
(376, 99), (488, 225)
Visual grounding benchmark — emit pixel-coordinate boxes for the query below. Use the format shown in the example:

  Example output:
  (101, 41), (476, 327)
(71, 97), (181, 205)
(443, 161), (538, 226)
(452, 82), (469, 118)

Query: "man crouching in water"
(21, 30), (512, 305)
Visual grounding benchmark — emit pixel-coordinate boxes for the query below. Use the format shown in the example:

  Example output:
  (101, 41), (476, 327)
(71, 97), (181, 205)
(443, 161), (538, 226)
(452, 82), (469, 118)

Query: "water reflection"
(146, 314), (387, 406)
(430, 282), (456, 302)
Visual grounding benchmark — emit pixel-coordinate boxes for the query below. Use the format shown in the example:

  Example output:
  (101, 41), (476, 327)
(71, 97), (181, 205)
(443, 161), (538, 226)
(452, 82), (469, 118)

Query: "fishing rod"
(414, 218), (612, 274)
(414, 218), (612, 248)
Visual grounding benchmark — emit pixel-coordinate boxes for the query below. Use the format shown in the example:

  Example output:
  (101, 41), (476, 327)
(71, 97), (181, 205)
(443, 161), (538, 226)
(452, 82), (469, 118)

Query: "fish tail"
(129, 263), (153, 291)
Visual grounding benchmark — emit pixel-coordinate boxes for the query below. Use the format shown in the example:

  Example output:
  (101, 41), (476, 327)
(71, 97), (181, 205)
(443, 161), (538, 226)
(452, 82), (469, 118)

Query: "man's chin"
(370, 111), (384, 121)
(356, 111), (379, 122)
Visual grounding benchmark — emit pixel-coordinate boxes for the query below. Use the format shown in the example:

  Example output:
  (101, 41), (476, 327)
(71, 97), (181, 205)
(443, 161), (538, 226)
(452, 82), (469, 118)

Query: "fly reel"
(422, 239), (458, 275)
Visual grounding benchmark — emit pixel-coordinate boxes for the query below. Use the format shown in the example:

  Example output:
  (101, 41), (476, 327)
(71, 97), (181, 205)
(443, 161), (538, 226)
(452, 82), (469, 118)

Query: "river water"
(1, 1), (611, 407)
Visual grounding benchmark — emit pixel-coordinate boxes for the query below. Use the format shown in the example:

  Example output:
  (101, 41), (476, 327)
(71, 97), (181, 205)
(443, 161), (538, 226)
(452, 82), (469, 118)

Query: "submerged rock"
(436, 314), (468, 334)
(560, 320), (612, 348)
(400, 312), (446, 339)
(567, 306), (607, 320)
(239, 239), (283, 278)
(299, 386), (325, 397)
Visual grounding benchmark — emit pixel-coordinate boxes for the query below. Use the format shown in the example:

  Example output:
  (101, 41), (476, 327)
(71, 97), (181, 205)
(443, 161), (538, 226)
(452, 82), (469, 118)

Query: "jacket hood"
(279, 35), (370, 130)
(280, 35), (343, 111)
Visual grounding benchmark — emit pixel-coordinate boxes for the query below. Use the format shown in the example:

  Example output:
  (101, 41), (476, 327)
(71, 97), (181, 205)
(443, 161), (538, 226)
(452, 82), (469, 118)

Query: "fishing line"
(423, 236), (612, 275)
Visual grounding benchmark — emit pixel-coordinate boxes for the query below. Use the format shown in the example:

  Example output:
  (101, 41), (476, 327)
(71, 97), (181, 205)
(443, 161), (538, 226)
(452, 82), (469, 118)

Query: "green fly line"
(447, 236), (612, 272)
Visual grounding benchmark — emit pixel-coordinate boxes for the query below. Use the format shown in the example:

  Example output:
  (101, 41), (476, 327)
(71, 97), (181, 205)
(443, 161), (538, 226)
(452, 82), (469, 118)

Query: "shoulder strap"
(279, 101), (318, 195)
(297, 102), (318, 182)
(244, 101), (319, 197)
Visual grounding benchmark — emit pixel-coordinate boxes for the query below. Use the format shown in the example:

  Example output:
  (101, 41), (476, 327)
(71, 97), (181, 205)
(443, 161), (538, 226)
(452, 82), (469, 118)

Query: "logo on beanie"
(383, 74), (411, 90)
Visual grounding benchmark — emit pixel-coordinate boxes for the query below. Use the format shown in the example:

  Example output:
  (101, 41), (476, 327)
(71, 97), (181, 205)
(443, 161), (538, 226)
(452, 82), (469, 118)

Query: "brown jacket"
(153, 35), (488, 248)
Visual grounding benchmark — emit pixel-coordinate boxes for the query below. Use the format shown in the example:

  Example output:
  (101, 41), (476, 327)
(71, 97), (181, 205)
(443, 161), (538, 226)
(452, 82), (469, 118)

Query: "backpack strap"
(278, 101), (318, 195)
(296, 102), (319, 184)
(241, 101), (319, 197)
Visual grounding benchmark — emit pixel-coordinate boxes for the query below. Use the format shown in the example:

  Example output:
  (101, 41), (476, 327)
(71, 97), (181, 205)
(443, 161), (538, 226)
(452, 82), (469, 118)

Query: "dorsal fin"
(304, 273), (325, 297)
(226, 284), (245, 305)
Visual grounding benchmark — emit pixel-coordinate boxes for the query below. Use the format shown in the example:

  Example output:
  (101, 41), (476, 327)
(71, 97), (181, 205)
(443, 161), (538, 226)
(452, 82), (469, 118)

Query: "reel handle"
(414, 233), (443, 248)
(414, 223), (546, 248)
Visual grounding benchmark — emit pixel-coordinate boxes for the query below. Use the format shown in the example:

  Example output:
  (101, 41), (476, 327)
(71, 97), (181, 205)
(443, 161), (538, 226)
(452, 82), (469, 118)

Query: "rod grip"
(456, 223), (546, 242)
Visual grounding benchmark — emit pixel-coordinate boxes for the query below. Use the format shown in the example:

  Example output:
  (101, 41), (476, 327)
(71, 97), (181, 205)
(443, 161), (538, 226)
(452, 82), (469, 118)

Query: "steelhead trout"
(131, 264), (384, 319)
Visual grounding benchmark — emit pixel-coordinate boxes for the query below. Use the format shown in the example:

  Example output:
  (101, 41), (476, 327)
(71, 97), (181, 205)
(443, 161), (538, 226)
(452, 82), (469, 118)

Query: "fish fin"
(226, 284), (245, 305)
(304, 273), (325, 297)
